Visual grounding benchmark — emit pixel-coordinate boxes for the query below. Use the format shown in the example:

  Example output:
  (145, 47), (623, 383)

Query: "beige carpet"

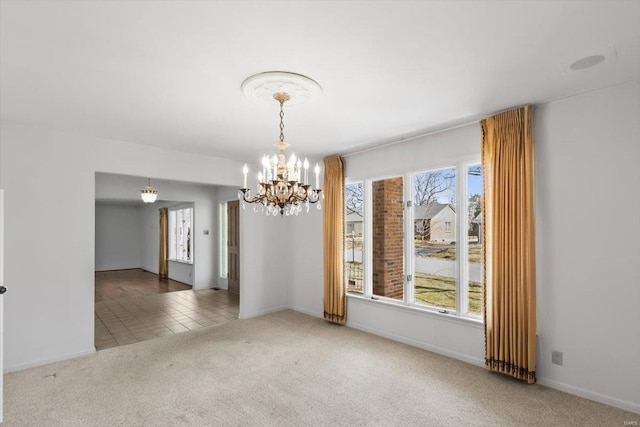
(3, 310), (636, 426)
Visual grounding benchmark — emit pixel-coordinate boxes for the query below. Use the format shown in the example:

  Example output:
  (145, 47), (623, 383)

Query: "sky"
(468, 165), (483, 197)
(418, 164), (483, 204)
(346, 163), (483, 206)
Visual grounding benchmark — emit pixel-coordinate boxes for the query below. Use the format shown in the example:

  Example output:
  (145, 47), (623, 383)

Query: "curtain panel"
(481, 105), (537, 383)
(159, 207), (169, 279)
(323, 155), (346, 324)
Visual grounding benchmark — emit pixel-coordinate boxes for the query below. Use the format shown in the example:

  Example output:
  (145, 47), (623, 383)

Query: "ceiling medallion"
(241, 71), (322, 106)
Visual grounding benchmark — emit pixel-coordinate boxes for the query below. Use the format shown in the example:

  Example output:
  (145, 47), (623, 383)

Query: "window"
(467, 164), (483, 315)
(413, 167), (456, 311)
(168, 207), (193, 263)
(219, 203), (228, 278)
(345, 160), (482, 320)
(345, 183), (364, 293)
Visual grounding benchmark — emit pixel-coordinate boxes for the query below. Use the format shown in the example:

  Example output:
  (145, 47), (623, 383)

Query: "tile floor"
(95, 287), (240, 351)
(95, 269), (191, 302)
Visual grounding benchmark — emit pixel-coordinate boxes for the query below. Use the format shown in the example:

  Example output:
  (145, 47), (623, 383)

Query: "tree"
(414, 170), (455, 241)
(413, 170), (456, 207)
(468, 193), (482, 236)
(467, 165), (482, 236)
(345, 182), (364, 217)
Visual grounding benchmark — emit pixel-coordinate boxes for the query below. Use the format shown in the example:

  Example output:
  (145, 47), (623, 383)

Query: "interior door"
(227, 201), (240, 294)
(0, 190), (5, 422)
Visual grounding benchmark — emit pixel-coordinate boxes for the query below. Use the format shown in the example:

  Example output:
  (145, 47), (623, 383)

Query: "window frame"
(344, 182), (365, 294)
(168, 205), (194, 265)
(219, 202), (228, 278)
(345, 157), (482, 323)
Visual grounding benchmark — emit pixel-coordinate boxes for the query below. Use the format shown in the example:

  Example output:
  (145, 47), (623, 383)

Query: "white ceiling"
(1, 1), (638, 162)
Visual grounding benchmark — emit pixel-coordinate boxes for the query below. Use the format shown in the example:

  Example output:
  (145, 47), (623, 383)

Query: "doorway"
(94, 173), (241, 350)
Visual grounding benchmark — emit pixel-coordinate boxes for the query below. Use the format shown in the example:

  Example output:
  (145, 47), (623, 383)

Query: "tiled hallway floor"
(95, 271), (239, 350)
(95, 269), (191, 302)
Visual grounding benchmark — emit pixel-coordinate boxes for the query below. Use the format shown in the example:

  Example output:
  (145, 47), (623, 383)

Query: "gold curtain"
(323, 155), (346, 324)
(481, 105), (536, 384)
(159, 208), (169, 279)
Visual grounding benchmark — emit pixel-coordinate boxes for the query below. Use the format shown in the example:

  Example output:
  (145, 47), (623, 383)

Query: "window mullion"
(363, 179), (373, 298)
(405, 172), (414, 305)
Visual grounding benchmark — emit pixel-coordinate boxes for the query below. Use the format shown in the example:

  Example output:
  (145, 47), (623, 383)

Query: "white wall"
(167, 261), (192, 286)
(95, 204), (141, 271)
(288, 207), (323, 317)
(534, 80), (640, 412)
(0, 123), (253, 371)
(239, 209), (290, 319)
(287, 81), (640, 412)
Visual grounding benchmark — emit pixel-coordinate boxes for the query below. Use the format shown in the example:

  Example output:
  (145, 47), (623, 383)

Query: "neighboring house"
(346, 211), (364, 236)
(414, 203), (456, 242)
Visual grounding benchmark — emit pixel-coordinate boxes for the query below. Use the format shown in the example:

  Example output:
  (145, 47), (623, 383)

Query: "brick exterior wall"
(372, 177), (404, 300)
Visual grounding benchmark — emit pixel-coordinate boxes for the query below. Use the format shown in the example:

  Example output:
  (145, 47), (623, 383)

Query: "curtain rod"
(341, 118), (480, 158)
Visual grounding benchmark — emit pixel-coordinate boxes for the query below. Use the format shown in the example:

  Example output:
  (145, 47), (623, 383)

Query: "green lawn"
(345, 262), (482, 315)
(414, 272), (482, 314)
(424, 245), (482, 263)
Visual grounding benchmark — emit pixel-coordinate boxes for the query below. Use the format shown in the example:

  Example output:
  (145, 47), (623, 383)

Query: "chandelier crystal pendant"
(240, 90), (322, 217)
(140, 178), (158, 203)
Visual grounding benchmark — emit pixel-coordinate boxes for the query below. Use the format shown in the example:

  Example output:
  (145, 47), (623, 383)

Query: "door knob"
(0, 286), (6, 294)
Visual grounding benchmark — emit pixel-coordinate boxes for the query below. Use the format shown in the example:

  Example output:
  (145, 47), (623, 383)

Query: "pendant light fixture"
(140, 178), (158, 203)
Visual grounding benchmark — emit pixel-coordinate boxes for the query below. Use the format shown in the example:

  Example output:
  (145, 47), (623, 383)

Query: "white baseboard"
(238, 305), (290, 319)
(287, 306), (484, 367)
(346, 317), (639, 414)
(287, 305), (323, 319)
(192, 284), (214, 291)
(537, 376), (640, 414)
(346, 319), (485, 367)
(4, 348), (96, 373)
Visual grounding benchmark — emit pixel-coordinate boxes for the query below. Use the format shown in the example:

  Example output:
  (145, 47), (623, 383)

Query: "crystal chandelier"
(240, 92), (322, 216)
(140, 178), (158, 203)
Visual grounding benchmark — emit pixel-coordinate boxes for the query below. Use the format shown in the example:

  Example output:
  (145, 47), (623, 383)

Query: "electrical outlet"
(552, 350), (563, 366)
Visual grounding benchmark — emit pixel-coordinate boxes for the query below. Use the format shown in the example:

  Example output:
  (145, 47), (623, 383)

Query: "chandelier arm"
(240, 189), (266, 205)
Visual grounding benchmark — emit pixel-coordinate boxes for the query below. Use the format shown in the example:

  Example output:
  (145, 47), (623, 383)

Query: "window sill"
(168, 259), (193, 265)
(346, 293), (483, 329)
